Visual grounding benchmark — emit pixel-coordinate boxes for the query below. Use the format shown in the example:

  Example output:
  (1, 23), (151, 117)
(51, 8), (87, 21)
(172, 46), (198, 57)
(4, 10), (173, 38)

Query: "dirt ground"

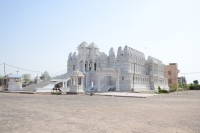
(0, 91), (200, 133)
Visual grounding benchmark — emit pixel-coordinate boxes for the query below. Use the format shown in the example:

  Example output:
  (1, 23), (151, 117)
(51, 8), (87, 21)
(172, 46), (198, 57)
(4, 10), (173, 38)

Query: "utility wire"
(4, 63), (67, 76)
(50, 70), (67, 76)
(3, 63), (200, 75)
(5, 63), (44, 73)
(180, 72), (200, 74)
(47, 69), (67, 78)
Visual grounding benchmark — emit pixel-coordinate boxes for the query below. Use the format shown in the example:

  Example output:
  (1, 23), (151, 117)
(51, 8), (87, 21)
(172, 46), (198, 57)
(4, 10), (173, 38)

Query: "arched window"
(94, 63), (97, 71)
(78, 77), (81, 85)
(73, 65), (75, 71)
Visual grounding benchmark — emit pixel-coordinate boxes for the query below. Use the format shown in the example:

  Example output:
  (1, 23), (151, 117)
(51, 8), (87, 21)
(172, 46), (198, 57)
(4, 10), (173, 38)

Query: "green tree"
(0, 75), (3, 86)
(179, 83), (183, 88)
(40, 74), (51, 80)
(40, 74), (44, 80)
(22, 74), (31, 82)
(193, 80), (199, 85)
(189, 80), (200, 90)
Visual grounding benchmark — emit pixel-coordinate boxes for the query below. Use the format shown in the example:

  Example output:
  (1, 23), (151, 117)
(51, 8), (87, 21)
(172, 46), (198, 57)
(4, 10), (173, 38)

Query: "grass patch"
(158, 86), (169, 94)
(51, 92), (62, 95)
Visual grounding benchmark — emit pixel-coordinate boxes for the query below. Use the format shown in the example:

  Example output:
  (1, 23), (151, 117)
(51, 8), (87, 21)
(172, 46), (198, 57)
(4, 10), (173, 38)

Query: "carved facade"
(67, 41), (169, 91)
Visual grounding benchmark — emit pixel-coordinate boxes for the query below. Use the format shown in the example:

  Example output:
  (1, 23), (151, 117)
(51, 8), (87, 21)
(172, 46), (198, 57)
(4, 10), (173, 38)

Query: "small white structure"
(68, 69), (85, 94)
(5, 74), (22, 91)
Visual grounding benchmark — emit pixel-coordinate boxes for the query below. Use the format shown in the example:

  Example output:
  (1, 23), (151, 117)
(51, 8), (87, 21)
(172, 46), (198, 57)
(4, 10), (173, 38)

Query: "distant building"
(178, 76), (187, 84)
(164, 63), (179, 87)
(4, 74), (22, 91)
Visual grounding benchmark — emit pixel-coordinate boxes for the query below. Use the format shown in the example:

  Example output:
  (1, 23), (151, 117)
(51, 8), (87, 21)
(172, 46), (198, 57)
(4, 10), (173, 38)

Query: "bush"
(161, 90), (169, 93)
(189, 84), (195, 90)
(157, 86), (169, 93)
(51, 92), (62, 95)
(189, 84), (200, 90)
(169, 88), (177, 92)
(169, 84), (177, 89)
(179, 83), (189, 90)
(158, 86), (162, 93)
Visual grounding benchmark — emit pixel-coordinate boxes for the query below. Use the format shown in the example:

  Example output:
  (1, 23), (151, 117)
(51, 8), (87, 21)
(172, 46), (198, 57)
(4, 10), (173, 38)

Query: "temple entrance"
(96, 68), (120, 92)
(100, 76), (116, 91)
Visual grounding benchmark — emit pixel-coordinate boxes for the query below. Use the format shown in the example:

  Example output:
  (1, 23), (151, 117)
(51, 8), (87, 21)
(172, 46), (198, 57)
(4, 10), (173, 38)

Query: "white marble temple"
(66, 41), (169, 92)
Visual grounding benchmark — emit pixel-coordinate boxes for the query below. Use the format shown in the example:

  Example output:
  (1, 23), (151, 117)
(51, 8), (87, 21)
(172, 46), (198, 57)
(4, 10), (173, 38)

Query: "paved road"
(0, 91), (200, 133)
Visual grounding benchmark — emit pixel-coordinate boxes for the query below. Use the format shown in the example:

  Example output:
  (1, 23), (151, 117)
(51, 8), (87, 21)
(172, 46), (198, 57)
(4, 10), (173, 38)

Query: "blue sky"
(0, 0), (200, 83)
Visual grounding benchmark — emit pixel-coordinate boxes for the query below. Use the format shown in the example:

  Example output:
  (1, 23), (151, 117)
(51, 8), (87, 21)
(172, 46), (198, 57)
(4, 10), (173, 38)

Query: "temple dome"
(72, 52), (77, 60)
(109, 47), (115, 57)
(78, 41), (88, 47)
(70, 69), (84, 77)
(88, 42), (99, 49)
(99, 52), (108, 58)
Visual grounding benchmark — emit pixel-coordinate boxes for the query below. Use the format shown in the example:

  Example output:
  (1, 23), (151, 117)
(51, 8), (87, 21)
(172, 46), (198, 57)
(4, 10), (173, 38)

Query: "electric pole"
(4, 63), (6, 76)
(3, 63), (6, 91)
(16, 70), (19, 75)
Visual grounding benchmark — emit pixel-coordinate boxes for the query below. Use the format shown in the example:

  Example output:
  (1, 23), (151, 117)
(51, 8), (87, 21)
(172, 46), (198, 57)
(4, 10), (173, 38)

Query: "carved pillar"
(85, 73), (87, 87)
(135, 64), (137, 73)
(83, 60), (85, 72)
(77, 60), (79, 70)
(92, 60), (94, 71)
(97, 76), (101, 91)
(116, 77), (119, 91)
(73, 78), (76, 85)
(81, 77), (83, 85)
(76, 77), (78, 86)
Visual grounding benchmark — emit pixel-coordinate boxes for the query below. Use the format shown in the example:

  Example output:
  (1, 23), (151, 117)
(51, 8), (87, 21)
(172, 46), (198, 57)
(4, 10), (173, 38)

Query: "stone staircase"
(22, 72), (73, 92)
(51, 72), (71, 80)
(84, 85), (97, 92)
(22, 80), (56, 92)
(84, 85), (116, 92)
(102, 85), (115, 92)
